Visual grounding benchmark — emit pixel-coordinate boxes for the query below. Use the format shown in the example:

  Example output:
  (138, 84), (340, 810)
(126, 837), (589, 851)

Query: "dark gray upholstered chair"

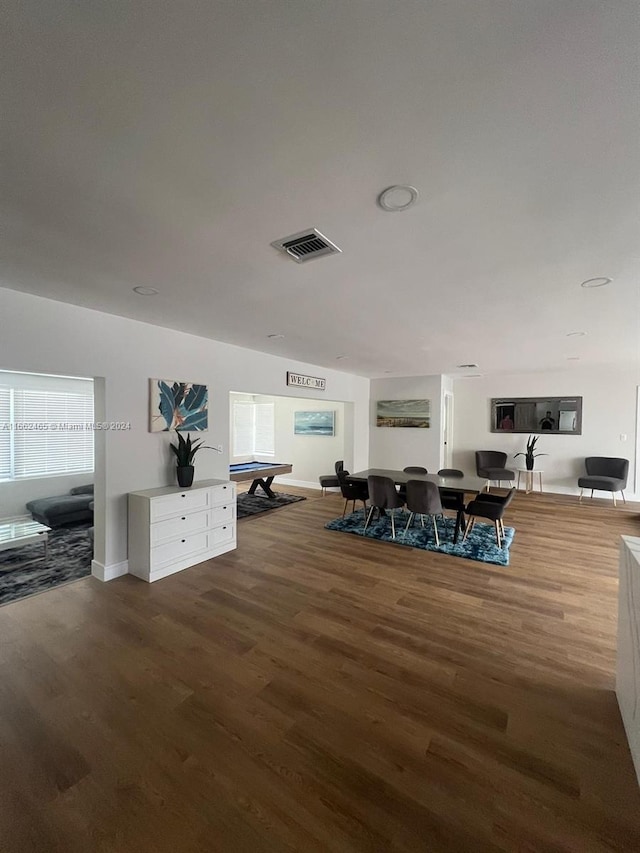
(475, 451), (515, 490)
(436, 469), (466, 522)
(398, 466), (428, 501)
(336, 467), (368, 517)
(578, 457), (629, 506)
(318, 460), (343, 495)
(464, 487), (516, 547)
(403, 479), (444, 545)
(365, 475), (405, 539)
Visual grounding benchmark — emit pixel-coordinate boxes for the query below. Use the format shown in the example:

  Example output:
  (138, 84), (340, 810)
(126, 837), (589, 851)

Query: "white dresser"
(128, 478), (236, 583)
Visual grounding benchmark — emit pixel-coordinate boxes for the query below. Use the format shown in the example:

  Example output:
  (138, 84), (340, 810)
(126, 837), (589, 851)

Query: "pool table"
(229, 461), (293, 499)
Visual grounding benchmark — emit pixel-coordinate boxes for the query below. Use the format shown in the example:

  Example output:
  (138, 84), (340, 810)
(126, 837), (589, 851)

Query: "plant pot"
(525, 457), (534, 471)
(176, 465), (194, 488)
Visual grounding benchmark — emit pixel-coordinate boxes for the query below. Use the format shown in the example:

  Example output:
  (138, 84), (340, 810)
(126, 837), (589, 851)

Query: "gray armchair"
(578, 457), (629, 506)
(475, 451), (515, 491)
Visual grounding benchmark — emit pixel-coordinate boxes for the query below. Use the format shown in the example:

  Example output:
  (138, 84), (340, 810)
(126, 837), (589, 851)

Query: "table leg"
(248, 475), (276, 499)
(538, 471), (543, 494)
(453, 509), (465, 544)
(517, 470), (522, 490)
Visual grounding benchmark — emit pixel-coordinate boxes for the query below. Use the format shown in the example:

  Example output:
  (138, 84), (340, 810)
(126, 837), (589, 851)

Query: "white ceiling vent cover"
(271, 228), (342, 263)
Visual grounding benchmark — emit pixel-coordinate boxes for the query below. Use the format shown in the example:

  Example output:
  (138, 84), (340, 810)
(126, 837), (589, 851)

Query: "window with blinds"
(0, 386), (94, 480)
(232, 400), (275, 457)
(0, 387), (11, 480)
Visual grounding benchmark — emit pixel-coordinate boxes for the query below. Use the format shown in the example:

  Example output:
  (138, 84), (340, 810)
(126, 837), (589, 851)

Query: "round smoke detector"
(377, 185), (419, 212)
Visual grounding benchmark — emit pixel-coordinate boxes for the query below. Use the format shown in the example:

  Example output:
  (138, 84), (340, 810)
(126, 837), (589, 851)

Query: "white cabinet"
(128, 479), (236, 583)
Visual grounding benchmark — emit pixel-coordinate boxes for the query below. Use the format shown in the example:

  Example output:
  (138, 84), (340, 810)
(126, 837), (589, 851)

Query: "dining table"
(346, 468), (488, 544)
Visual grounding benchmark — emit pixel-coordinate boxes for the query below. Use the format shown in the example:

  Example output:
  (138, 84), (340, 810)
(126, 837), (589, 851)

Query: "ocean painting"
(150, 379), (209, 432)
(376, 399), (430, 428)
(294, 411), (335, 436)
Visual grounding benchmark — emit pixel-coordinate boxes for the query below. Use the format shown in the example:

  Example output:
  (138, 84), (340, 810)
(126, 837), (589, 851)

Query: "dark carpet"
(237, 492), (306, 519)
(325, 509), (514, 566)
(0, 522), (93, 606)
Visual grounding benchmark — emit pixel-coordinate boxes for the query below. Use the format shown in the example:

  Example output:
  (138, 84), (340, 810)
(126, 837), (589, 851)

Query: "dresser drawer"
(211, 522), (235, 547)
(211, 482), (235, 506)
(211, 503), (235, 526)
(150, 489), (211, 522)
(151, 531), (210, 570)
(151, 510), (211, 546)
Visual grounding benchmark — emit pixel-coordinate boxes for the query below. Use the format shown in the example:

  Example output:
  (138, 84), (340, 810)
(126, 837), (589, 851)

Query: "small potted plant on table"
(514, 435), (547, 471)
(170, 432), (212, 488)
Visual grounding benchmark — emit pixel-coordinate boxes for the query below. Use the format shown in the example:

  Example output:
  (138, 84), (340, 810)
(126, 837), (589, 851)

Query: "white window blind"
(12, 389), (94, 478)
(233, 401), (254, 457)
(232, 400), (275, 457)
(0, 387), (11, 480)
(254, 403), (275, 455)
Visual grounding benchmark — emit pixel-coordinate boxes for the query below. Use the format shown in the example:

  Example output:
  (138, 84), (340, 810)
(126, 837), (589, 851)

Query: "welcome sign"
(286, 371), (326, 391)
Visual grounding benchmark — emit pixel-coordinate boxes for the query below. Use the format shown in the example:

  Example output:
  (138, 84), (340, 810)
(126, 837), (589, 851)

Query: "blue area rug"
(325, 510), (514, 566)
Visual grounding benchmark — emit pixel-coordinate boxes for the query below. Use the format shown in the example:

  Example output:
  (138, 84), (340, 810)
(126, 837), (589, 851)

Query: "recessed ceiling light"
(566, 331), (587, 337)
(457, 363), (479, 369)
(267, 333), (285, 339)
(335, 356), (349, 360)
(132, 286), (158, 296)
(377, 185), (419, 212)
(580, 277), (612, 288)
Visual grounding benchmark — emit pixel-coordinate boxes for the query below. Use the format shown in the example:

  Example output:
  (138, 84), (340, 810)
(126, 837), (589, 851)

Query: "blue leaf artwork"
(150, 379), (209, 432)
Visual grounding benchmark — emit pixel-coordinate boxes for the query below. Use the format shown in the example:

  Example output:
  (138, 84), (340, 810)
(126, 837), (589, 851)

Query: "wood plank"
(0, 488), (640, 851)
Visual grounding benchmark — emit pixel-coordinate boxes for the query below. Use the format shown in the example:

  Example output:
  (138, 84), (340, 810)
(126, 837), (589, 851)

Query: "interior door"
(443, 392), (453, 468)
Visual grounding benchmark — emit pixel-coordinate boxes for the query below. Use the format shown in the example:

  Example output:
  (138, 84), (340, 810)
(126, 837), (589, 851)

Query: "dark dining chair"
(365, 475), (405, 539)
(336, 467), (368, 517)
(318, 459), (344, 496)
(437, 468), (466, 529)
(399, 466), (428, 501)
(403, 479), (443, 546)
(463, 487), (516, 547)
(578, 457), (629, 507)
(475, 451), (515, 490)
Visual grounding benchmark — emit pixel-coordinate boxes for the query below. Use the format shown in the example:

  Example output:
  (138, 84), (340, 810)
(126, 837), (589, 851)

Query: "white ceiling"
(2, 0), (639, 377)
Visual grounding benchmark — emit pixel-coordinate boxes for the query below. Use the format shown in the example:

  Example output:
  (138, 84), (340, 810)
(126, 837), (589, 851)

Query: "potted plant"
(514, 435), (547, 471)
(169, 432), (213, 488)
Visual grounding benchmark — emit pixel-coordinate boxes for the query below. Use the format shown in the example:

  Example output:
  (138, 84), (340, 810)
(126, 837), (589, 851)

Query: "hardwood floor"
(1, 488), (640, 851)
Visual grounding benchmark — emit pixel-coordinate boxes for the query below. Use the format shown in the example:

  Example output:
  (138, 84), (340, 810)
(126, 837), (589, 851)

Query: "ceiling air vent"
(271, 228), (342, 263)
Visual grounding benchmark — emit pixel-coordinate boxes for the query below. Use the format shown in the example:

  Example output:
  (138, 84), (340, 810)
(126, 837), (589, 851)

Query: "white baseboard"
(91, 559), (129, 582)
(277, 478), (322, 490)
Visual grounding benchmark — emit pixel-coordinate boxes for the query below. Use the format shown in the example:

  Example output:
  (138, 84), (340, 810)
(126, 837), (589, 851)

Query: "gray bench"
(26, 485), (94, 528)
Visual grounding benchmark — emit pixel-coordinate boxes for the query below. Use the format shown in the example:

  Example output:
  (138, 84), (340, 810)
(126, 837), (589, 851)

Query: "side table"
(516, 468), (543, 494)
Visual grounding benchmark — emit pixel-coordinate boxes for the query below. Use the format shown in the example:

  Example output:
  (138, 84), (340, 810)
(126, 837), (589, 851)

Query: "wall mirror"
(491, 397), (582, 435)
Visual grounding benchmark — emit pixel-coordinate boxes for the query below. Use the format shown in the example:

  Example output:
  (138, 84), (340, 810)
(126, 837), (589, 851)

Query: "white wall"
(275, 396), (346, 488)
(452, 367), (639, 498)
(0, 371), (95, 517)
(229, 392), (347, 488)
(0, 288), (370, 575)
(369, 375), (445, 473)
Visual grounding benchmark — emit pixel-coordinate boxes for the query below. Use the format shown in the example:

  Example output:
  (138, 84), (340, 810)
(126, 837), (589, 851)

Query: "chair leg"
(486, 481), (491, 493)
(494, 521), (502, 547)
(579, 488), (583, 501)
(499, 518), (505, 537)
(591, 489), (594, 499)
(403, 512), (414, 538)
(612, 492), (617, 507)
(432, 515), (440, 547)
(343, 499), (348, 518)
(391, 509), (396, 540)
(622, 491), (627, 504)
(420, 514), (425, 528)
(364, 506), (375, 531)
(463, 516), (475, 542)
